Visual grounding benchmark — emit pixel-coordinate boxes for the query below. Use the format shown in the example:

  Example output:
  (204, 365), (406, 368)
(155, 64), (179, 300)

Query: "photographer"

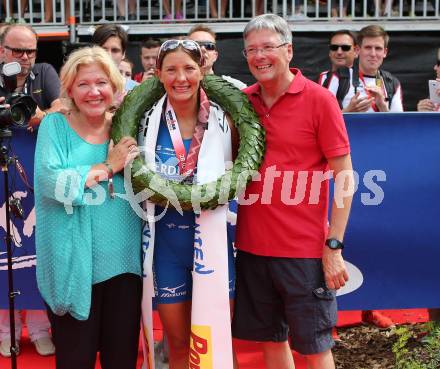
(0, 24), (61, 358)
(0, 24), (62, 127)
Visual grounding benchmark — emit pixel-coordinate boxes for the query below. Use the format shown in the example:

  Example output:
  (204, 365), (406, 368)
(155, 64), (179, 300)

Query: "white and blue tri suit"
(153, 115), (235, 304)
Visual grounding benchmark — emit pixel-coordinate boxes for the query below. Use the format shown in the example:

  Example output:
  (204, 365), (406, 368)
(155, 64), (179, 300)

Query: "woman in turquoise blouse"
(34, 46), (141, 369)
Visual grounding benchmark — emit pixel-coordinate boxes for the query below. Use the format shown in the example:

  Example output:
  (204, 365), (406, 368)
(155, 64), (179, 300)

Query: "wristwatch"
(325, 238), (344, 250)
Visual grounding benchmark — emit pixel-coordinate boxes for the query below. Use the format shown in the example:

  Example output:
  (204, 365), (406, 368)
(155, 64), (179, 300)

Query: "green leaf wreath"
(111, 74), (265, 211)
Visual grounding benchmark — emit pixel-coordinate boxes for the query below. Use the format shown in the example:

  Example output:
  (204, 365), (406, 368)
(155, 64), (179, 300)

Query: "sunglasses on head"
(329, 44), (352, 52)
(196, 41), (217, 51)
(157, 39), (202, 68)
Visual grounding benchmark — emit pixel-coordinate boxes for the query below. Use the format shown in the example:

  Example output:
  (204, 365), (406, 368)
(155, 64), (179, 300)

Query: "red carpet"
(0, 309), (428, 369)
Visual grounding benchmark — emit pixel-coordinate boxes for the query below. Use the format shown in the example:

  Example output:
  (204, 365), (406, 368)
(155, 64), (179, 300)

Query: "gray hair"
(243, 14), (292, 44)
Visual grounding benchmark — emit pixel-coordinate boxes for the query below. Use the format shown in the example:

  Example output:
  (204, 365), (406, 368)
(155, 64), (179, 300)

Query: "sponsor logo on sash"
(189, 325), (212, 369)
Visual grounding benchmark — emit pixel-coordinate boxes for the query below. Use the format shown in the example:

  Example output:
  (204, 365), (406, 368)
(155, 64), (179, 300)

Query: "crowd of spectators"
(0, 16), (438, 366)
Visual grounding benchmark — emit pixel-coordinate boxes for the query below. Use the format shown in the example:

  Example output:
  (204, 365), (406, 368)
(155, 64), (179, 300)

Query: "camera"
(0, 62), (37, 129)
(0, 94), (37, 128)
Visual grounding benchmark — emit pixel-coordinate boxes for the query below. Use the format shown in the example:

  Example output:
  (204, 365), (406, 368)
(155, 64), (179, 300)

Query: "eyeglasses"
(242, 43), (288, 58)
(329, 44), (352, 52)
(157, 39), (202, 68)
(196, 41), (217, 51)
(4, 45), (37, 58)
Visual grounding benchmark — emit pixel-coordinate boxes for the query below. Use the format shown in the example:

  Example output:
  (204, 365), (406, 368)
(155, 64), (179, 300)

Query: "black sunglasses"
(329, 44), (352, 52)
(156, 39), (202, 68)
(196, 41), (217, 51)
(4, 45), (37, 58)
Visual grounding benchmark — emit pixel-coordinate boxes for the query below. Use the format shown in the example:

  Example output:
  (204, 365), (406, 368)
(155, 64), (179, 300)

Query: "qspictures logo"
(189, 325), (213, 369)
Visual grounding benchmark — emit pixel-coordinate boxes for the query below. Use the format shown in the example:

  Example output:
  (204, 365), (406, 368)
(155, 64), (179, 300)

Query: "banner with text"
(0, 113), (439, 310)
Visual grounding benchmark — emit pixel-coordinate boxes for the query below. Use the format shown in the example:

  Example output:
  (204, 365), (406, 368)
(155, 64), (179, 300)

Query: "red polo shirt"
(236, 68), (350, 258)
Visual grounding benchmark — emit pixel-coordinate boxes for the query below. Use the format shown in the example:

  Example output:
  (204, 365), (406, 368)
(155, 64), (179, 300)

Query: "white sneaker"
(33, 337), (55, 356)
(0, 338), (19, 357)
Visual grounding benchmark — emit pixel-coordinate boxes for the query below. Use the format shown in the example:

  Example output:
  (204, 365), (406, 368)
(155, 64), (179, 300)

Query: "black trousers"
(46, 273), (142, 369)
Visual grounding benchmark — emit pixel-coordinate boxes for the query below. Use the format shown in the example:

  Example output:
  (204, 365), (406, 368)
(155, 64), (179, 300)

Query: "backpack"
(322, 66), (352, 109)
(379, 69), (400, 107)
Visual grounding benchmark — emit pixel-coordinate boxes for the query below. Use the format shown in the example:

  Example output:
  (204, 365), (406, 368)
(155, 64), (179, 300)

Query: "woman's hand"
(106, 136), (139, 173)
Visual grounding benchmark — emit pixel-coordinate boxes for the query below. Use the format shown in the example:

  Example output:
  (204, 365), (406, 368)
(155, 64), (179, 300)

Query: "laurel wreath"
(111, 75), (265, 211)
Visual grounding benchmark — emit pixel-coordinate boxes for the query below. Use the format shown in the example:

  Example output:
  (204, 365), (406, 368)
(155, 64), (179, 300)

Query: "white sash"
(140, 94), (233, 369)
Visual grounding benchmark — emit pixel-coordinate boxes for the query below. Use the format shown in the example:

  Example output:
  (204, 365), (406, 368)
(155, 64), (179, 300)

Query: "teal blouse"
(34, 113), (141, 320)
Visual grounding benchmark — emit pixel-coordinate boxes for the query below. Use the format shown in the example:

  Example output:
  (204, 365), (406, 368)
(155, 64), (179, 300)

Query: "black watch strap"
(325, 238), (345, 250)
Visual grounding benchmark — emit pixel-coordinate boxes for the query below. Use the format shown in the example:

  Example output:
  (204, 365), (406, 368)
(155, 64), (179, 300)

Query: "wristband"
(103, 161), (115, 199)
(103, 161), (113, 178)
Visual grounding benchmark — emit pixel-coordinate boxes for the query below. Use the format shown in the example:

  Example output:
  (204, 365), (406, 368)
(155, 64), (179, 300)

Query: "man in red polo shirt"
(232, 14), (354, 369)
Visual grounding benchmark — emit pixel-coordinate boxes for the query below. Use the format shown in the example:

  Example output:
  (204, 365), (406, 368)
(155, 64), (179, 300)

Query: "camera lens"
(0, 94), (36, 129)
(10, 105), (25, 126)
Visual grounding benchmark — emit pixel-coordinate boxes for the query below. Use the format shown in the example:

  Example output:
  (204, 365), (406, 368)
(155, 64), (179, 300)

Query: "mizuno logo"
(161, 284), (185, 294)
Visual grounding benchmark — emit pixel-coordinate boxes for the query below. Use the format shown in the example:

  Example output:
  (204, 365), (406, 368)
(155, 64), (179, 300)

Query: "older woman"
(139, 39), (238, 369)
(34, 46), (142, 369)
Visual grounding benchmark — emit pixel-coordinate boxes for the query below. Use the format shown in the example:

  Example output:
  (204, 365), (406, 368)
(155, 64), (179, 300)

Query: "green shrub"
(393, 323), (440, 369)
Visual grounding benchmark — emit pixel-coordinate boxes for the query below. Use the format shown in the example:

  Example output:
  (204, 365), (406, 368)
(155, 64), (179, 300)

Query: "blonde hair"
(60, 46), (124, 107)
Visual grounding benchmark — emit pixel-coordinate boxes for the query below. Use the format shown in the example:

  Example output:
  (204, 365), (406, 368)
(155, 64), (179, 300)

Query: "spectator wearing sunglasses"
(0, 24), (63, 126)
(138, 38), (238, 369)
(417, 47), (440, 112)
(328, 30), (357, 72)
(318, 29), (366, 112)
(188, 24), (247, 89)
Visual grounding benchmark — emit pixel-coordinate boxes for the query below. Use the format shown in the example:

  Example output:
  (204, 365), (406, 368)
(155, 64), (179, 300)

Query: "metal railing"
(1, 0), (67, 23)
(76, 0), (440, 23)
(1, 0), (439, 36)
